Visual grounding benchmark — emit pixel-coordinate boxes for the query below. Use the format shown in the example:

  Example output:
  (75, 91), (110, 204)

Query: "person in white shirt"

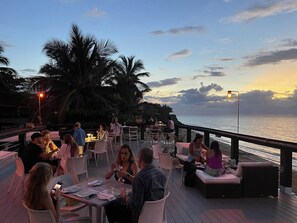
(56, 134), (79, 173)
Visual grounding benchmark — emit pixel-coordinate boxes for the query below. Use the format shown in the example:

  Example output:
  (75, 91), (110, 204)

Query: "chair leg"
(8, 174), (16, 193)
(94, 154), (98, 167)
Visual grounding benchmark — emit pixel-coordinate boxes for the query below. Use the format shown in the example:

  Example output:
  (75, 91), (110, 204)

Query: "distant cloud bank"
(86, 7), (105, 17)
(147, 78), (181, 88)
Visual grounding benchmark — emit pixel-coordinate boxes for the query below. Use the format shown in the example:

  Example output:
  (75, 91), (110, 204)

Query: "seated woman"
(187, 133), (208, 164)
(105, 144), (138, 184)
(204, 141), (225, 177)
(109, 117), (122, 136)
(23, 162), (90, 223)
(55, 134), (79, 174)
(41, 130), (59, 153)
(96, 123), (109, 141)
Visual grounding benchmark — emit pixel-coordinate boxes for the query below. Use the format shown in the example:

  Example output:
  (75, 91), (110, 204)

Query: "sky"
(1, 0), (297, 116)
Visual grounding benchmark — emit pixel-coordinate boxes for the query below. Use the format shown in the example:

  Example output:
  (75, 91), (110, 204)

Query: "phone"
(52, 181), (63, 193)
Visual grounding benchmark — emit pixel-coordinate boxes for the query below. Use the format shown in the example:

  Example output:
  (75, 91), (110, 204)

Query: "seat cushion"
(196, 169), (241, 184)
(176, 154), (188, 161)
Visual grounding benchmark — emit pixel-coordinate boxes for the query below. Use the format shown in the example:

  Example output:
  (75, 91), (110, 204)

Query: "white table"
(61, 179), (132, 223)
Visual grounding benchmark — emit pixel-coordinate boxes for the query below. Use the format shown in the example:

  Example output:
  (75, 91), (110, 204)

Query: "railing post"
(175, 126), (179, 140)
(186, 128), (191, 142)
(140, 124), (145, 140)
(230, 138), (239, 163)
(18, 133), (26, 156)
(280, 149), (293, 195)
(204, 131), (210, 147)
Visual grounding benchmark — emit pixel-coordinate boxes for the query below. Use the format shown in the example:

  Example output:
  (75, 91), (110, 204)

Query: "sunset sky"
(1, 0), (297, 116)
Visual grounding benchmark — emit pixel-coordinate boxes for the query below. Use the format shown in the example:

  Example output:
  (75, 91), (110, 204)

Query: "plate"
(61, 185), (80, 194)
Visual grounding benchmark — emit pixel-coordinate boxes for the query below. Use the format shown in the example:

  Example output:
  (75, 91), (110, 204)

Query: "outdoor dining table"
(61, 179), (132, 223)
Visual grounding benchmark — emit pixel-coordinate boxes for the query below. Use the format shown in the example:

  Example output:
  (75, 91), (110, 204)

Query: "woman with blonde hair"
(56, 134), (79, 173)
(23, 162), (91, 223)
(23, 162), (60, 222)
(41, 130), (59, 153)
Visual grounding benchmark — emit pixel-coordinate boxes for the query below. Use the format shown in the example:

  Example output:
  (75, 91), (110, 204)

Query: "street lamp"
(227, 90), (240, 133)
(37, 92), (44, 124)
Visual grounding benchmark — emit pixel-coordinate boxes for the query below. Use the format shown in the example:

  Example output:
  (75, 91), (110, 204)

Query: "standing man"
(105, 147), (167, 223)
(164, 116), (175, 140)
(73, 122), (86, 156)
(22, 132), (58, 173)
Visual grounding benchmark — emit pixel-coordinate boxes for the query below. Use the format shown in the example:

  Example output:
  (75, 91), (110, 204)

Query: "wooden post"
(18, 133), (26, 156)
(230, 138), (239, 163)
(187, 128), (191, 142)
(140, 124), (145, 140)
(280, 149), (292, 194)
(204, 132), (210, 147)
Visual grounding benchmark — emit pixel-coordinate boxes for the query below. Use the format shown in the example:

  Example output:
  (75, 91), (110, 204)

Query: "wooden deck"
(2, 140), (297, 223)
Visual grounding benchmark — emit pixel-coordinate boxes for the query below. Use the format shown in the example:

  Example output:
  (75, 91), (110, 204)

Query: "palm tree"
(0, 45), (27, 105)
(34, 24), (118, 122)
(112, 55), (151, 115)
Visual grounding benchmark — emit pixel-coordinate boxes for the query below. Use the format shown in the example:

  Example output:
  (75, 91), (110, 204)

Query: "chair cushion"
(176, 154), (188, 161)
(196, 169), (241, 184)
(235, 162), (273, 178)
(176, 142), (190, 154)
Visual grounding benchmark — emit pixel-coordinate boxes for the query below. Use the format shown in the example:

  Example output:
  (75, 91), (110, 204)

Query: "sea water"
(177, 114), (297, 169)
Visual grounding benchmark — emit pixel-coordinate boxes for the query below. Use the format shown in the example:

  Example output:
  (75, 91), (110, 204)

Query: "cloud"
(147, 78), (181, 88)
(19, 69), (37, 73)
(0, 40), (12, 48)
(151, 26), (205, 35)
(221, 0), (297, 23)
(280, 39), (297, 47)
(178, 83), (224, 105)
(245, 48), (297, 66)
(168, 49), (192, 60)
(86, 7), (105, 17)
(203, 65), (226, 76)
(215, 57), (234, 61)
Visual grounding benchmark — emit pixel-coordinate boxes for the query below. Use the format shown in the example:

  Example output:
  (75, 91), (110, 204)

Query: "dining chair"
(66, 156), (89, 182)
(8, 157), (28, 198)
(23, 202), (57, 223)
(158, 152), (183, 188)
(138, 191), (170, 223)
(47, 174), (92, 216)
(149, 127), (161, 144)
(127, 126), (139, 150)
(152, 144), (162, 160)
(89, 141), (109, 167)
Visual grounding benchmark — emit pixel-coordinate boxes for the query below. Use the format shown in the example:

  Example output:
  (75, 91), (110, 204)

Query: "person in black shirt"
(22, 132), (58, 173)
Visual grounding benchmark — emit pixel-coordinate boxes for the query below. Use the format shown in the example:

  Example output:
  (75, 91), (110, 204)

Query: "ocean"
(177, 114), (297, 168)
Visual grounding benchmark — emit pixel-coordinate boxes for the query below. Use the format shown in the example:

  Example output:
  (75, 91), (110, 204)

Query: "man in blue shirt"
(72, 122), (86, 155)
(105, 147), (166, 223)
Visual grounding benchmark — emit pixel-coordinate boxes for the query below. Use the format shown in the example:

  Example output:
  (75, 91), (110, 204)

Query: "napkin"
(88, 180), (103, 187)
(97, 190), (115, 201)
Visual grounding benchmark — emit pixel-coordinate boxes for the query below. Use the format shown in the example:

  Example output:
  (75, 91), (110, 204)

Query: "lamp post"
(38, 92), (44, 124)
(227, 90), (240, 133)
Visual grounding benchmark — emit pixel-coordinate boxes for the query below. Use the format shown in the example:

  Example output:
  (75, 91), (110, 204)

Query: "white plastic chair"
(138, 192), (170, 223)
(158, 152), (183, 187)
(149, 128), (161, 144)
(152, 144), (162, 160)
(23, 202), (57, 223)
(89, 141), (109, 167)
(127, 126), (139, 150)
(66, 156), (89, 181)
(8, 157), (28, 198)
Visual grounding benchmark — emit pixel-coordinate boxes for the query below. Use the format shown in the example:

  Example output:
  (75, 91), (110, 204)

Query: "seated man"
(22, 132), (58, 173)
(105, 147), (166, 223)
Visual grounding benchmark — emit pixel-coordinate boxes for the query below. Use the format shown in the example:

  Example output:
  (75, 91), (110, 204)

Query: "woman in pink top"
(205, 141), (225, 177)
(56, 134), (79, 173)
